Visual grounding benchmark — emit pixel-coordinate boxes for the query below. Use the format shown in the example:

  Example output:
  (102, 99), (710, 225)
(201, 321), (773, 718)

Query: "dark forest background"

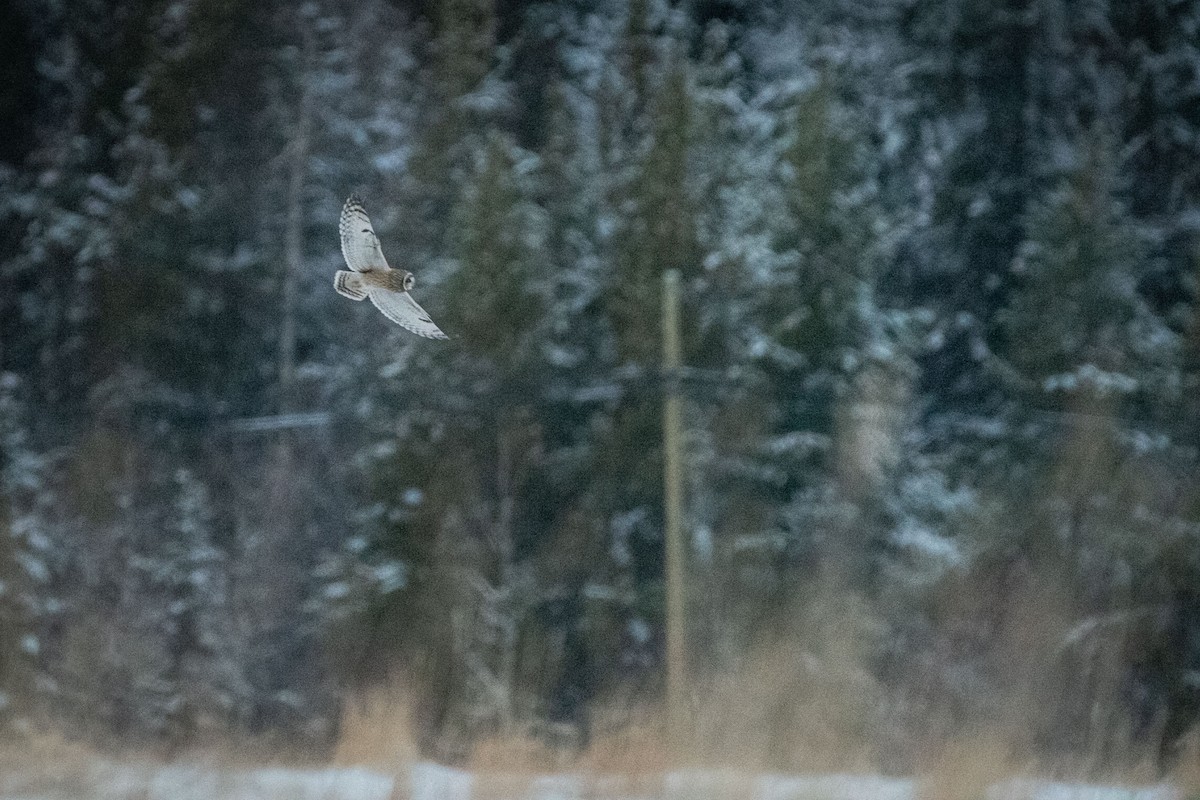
(2, 0), (1200, 774)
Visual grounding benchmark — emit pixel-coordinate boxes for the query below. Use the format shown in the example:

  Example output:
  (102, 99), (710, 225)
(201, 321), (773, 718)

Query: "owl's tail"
(334, 270), (368, 300)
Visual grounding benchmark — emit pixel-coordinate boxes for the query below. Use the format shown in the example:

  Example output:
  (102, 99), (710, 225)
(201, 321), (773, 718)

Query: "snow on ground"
(0, 763), (395, 800)
(0, 761), (1183, 800)
(411, 761), (472, 800)
(987, 779), (1180, 800)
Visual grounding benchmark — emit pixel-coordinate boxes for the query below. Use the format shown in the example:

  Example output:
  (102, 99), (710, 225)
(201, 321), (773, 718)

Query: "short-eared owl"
(335, 195), (448, 340)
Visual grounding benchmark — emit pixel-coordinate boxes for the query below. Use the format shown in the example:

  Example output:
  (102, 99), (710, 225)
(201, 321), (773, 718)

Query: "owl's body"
(333, 266), (412, 298)
(335, 195), (448, 340)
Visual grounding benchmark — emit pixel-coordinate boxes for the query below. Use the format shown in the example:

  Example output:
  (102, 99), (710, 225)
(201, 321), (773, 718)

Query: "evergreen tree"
(0, 374), (52, 729)
(611, 57), (698, 365)
(1002, 133), (1173, 409)
(972, 128), (1186, 752)
(754, 74), (911, 561)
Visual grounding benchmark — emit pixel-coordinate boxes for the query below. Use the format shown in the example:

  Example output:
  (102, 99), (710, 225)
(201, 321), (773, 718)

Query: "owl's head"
(403, 272), (415, 291)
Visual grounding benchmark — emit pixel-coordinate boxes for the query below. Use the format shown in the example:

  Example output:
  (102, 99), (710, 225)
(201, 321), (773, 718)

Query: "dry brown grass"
(574, 716), (671, 775)
(0, 728), (105, 796)
(0, 725), (346, 799)
(678, 583), (885, 774)
(914, 735), (1022, 800)
(1166, 728), (1200, 798)
(322, 568), (1188, 798)
(331, 679), (421, 770)
(0, 713), (1182, 800)
(469, 731), (555, 774)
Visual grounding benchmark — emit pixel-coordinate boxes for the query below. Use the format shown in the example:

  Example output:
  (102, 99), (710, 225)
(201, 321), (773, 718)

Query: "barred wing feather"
(368, 289), (449, 340)
(339, 194), (390, 272)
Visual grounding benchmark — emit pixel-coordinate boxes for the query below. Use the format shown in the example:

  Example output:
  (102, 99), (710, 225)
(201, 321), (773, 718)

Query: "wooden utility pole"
(661, 268), (687, 753)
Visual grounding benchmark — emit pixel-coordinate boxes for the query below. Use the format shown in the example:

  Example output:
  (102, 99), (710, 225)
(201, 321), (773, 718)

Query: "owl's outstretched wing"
(368, 288), (449, 340)
(339, 194), (390, 273)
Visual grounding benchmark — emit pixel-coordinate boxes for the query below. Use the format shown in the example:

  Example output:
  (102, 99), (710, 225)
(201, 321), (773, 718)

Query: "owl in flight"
(335, 195), (448, 340)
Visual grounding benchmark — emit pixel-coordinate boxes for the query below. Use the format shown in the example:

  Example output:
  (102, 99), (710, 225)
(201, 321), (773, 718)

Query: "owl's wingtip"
(344, 192), (365, 209)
